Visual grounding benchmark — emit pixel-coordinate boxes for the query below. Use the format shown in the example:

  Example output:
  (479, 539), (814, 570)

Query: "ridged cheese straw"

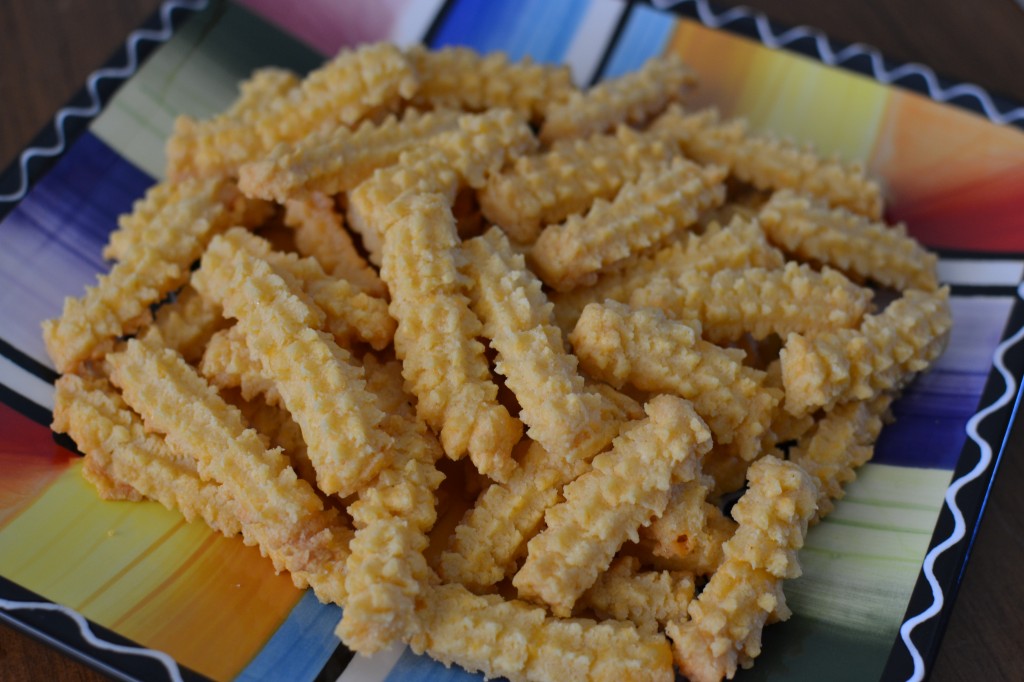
(53, 374), (245, 537)
(200, 326), (282, 407)
(234, 394), (317, 491)
(194, 228), (393, 498)
(651, 105), (883, 218)
(630, 261), (874, 345)
(781, 287), (952, 415)
(166, 67), (300, 179)
(167, 43), (418, 179)
(239, 108), (462, 201)
(550, 216), (785, 334)
(790, 393), (893, 522)
(381, 193), (522, 481)
(347, 109), (537, 264)
(406, 45), (575, 122)
(577, 556), (695, 636)
(43, 177), (237, 373)
(570, 302), (780, 461)
(107, 339), (351, 604)
(639, 479), (736, 576)
(759, 189), (939, 291)
(337, 355), (446, 655)
(440, 388), (642, 590)
(530, 158), (727, 291)
(514, 395), (712, 617)
(282, 192), (386, 297)
(138, 282), (228, 364)
(540, 53), (695, 143)
(462, 227), (609, 453)
(409, 583), (674, 682)
(667, 457), (817, 682)
(478, 125), (680, 243)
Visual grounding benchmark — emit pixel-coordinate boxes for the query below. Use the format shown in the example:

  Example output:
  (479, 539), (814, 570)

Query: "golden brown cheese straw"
(550, 216), (786, 334)
(630, 261), (874, 345)
(639, 479), (736, 576)
(138, 282), (227, 364)
(53, 374), (244, 536)
(200, 326), (282, 406)
(234, 394), (317, 491)
(381, 194), (522, 481)
(338, 355), (446, 654)
(194, 229), (393, 498)
(347, 109), (538, 264)
(478, 125), (680, 243)
(406, 45), (575, 122)
(462, 227), (609, 453)
(651, 105), (883, 219)
(781, 287), (952, 415)
(667, 457), (817, 682)
(577, 556), (695, 635)
(790, 393), (893, 522)
(540, 53), (695, 143)
(530, 158), (727, 291)
(168, 43), (418, 179)
(282, 192), (386, 297)
(107, 339), (351, 604)
(570, 302), (780, 461)
(43, 177), (236, 373)
(513, 395), (711, 617)
(759, 189), (939, 291)
(409, 583), (674, 682)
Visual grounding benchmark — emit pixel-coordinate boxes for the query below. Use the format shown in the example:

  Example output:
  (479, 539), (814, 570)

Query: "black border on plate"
(1, 0), (1023, 681)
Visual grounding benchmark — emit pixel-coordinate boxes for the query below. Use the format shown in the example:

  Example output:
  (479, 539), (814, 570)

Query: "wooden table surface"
(1, 1), (1023, 680)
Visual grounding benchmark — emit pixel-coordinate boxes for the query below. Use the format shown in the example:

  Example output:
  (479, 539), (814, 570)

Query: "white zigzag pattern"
(0, 0), (209, 204)
(0, 598), (184, 682)
(650, 0), (1024, 125)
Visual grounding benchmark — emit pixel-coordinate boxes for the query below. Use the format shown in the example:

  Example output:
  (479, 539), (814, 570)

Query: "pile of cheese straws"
(45, 43), (951, 682)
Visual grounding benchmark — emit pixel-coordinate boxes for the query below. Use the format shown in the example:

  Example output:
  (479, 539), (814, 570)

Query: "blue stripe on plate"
(872, 295), (1013, 469)
(428, 0), (592, 64)
(599, 3), (676, 78)
(235, 592), (341, 682)
(0, 131), (153, 369)
(384, 646), (480, 682)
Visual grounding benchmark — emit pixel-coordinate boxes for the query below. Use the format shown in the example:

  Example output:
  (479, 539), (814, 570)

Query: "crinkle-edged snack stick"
(107, 339), (351, 604)
(166, 67), (300, 179)
(233, 393), (317, 491)
(630, 261), (874, 345)
(540, 53), (694, 143)
(514, 395), (711, 617)
(530, 158), (727, 291)
(550, 216), (785, 334)
(570, 302), (780, 462)
(759, 189), (939, 291)
(781, 287), (951, 415)
(54, 374), (244, 536)
(239, 108), (463, 202)
(409, 583), (674, 682)
(338, 355), (446, 655)
(667, 457), (817, 682)
(282, 192), (386, 297)
(194, 228), (393, 499)
(651, 105), (883, 219)
(639, 479), (736, 576)
(43, 177), (238, 373)
(200, 326), (282, 407)
(168, 43), (418, 179)
(462, 227), (609, 454)
(479, 125), (680, 243)
(381, 193), (522, 481)
(577, 556), (694, 636)
(406, 45), (576, 122)
(348, 109), (537, 264)
(440, 390), (641, 590)
(138, 282), (228, 364)
(790, 393), (893, 522)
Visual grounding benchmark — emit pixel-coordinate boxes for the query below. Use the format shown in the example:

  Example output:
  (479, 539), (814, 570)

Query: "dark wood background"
(2, 1), (1023, 680)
